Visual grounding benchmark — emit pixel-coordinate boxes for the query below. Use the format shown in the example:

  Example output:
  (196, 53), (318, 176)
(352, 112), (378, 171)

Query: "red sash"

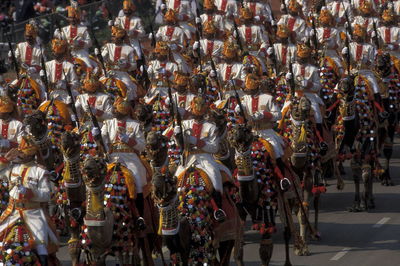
(385, 28), (391, 43)
(1, 123), (8, 139)
(114, 46), (122, 62)
(206, 40), (214, 56)
(166, 26), (175, 40)
(178, 95), (186, 106)
(356, 44), (363, 61)
(173, 0), (181, 10)
(88, 96), (96, 107)
(288, 17), (296, 31)
(252, 96), (259, 113)
(336, 2), (341, 14)
(116, 120), (127, 141)
(55, 62), (63, 80)
(323, 28), (331, 40)
(70, 26), (77, 39)
(220, 0), (228, 11)
(245, 26), (252, 44)
(25, 45), (33, 65)
(282, 46), (287, 65)
(225, 65), (233, 80)
(363, 18), (369, 28)
(250, 3), (257, 16)
(192, 122), (203, 139)
(301, 65), (306, 77)
(124, 17), (131, 30)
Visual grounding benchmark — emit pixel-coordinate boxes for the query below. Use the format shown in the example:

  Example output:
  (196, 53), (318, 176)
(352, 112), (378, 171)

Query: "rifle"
(210, 57), (221, 96)
(54, 15), (65, 40)
(233, 82), (247, 124)
(136, 39), (151, 90)
(86, 100), (107, 154)
(195, 29), (203, 72)
(174, 94), (185, 166)
(288, 53), (296, 96)
(88, 26), (108, 77)
(62, 67), (80, 129)
(194, 0), (202, 37)
(6, 34), (20, 79)
(149, 22), (157, 48)
(232, 19), (245, 54)
(372, 20), (380, 50)
(281, 0), (288, 14)
(310, 15), (319, 62)
(39, 44), (49, 98)
(104, 0), (114, 21)
(148, 1), (164, 48)
(341, 0), (353, 37)
(344, 34), (351, 74)
(193, 0), (203, 71)
(167, 78), (175, 127)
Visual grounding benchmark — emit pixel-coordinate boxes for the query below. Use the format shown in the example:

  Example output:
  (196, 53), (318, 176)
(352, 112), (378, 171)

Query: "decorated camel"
(145, 130), (241, 266)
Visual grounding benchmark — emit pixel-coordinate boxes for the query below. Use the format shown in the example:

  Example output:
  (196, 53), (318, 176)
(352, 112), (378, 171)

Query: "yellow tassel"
(158, 209), (163, 235)
(63, 160), (70, 183)
(298, 124), (307, 143)
(259, 138), (276, 163)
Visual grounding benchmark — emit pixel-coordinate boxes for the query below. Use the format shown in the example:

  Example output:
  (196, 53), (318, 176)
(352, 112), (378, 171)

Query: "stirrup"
(136, 217), (147, 231)
(214, 209), (226, 222)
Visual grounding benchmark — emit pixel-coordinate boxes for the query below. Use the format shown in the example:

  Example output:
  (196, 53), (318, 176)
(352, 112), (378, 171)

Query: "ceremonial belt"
(295, 89), (318, 94)
(247, 44), (260, 51)
(9, 199), (42, 210)
(253, 122), (273, 130)
(152, 80), (169, 87)
(110, 143), (134, 153)
(187, 149), (205, 155)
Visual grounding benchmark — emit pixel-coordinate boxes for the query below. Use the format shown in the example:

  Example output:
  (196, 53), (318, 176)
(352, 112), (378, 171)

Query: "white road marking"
(330, 248), (351, 261)
(373, 217), (391, 228)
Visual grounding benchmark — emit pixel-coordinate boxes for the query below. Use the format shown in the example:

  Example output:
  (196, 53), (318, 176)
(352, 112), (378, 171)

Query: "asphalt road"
(57, 140), (400, 266)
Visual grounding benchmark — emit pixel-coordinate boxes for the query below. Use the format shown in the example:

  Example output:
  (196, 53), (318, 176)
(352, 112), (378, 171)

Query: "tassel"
(298, 124), (307, 143)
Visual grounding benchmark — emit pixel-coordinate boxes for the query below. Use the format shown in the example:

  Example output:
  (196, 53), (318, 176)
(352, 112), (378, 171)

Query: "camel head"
(135, 102), (153, 126)
(145, 131), (168, 167)
(291, 96), (312, 121)
(82, 156), (107, 188)
(61, 131), (81, 158)
(338, 75), (356, 99)
(375, 52), (392, 77)
(23, 110), (47, 139)
(151, 167), (177, 206)
(228, 125), (254, 153)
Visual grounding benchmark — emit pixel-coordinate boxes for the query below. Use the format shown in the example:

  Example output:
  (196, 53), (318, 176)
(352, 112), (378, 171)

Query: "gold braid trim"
(177, 168), (214, 193)
(107, 163), (136, 199)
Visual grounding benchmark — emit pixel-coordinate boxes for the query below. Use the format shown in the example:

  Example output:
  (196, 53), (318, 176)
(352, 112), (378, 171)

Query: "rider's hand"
(0, 139), (10, 149)
(118, 133), (130, 144)
(91, 127), (100, 137)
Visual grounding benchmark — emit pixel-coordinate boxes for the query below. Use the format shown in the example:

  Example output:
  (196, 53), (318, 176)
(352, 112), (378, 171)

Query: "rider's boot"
(212, 190), (226, 222)
(135, 193), (147, 230)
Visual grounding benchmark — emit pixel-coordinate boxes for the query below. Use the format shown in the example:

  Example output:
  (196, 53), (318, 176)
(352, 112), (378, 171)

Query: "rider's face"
(0, 112), (11, 120)
(68, 17), (77, 25)
(25, 35), (35, 45)
(123, 8), (132, 16)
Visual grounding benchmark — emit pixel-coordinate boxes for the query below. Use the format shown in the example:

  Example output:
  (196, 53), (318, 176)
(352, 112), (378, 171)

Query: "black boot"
(135, 193), (146, 230)
(316, 124), (328, 156)
(212, 191), (226, 222)
(38, 255), (48, 266)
